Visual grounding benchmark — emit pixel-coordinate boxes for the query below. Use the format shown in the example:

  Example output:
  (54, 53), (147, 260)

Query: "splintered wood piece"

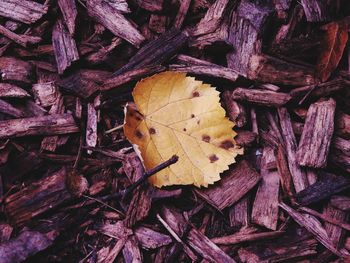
(86, 96), (100, 154)
(251, 147), (280, 230)
(192, 0), (229, 36)
(229, 195), (250, 227)
(175, 54), (214, 66)
(32, 82), (60, 107)
(0, 24), (41, 47)
(331, 196), (350, 211)
(87, 0), (145, 47)
(278, 108), (308, 192)
(58, 0), (77, 35)
(290, 78), (350, 101)
(0, 99), (26, 118)
(231, 88), (291, 107)
(169, 64), (238, 82)
(238, 237), (317, 262)
(161, 207), (236, 263)
(0, 83), (30, 98)
(279, 202), (349, 257)
(102, 65), (165, 91)
(113, 28), (187, 76)
(4, 168), (71, 226)
(0, 0), (48, 24)
(0, 231), (54, 263)
(0, 57), (33, 83)
(198, 160), (261, 210)
(136, 0), (163, 12)
(97, 237), (128, 263)
(52, 19), (79, 74)
(297, 98), (336, 168)
(299, 206), (350, 232)
(58, 70), (111, 98)
(248, 54), (316, 86)
(295, 173), (350, 206)
(226, 0), (272, 76)
(122, 236), (142, 263)
(86, 37), (122, 65)
(98, 221), (132, 239)
(222, 91), (247, 127)
(211, 228), (284, 245)
(135, 226), (172, 249)
(323, 202), (348, 248)
(0, 114), (79, 139)
(190, 15), (229, 49)
(300, 0), (330, 22)
(123, 154), (152, 227)
(174, 0), (191, 29)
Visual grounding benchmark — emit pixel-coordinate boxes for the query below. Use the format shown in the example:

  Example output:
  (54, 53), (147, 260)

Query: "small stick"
(105, 124), (124, 134)
(101, 155), (179, 201)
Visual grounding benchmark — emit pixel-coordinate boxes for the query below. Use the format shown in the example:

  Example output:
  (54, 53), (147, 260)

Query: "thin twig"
(82, 194), (124, 214)
(101, 155), (178, 201)
(105, 124), (124, 134)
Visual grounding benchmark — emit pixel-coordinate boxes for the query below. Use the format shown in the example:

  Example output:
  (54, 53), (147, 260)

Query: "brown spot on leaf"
(135, 130), (143, 139)
(191, 114), (195, 118)
(149, 127), (156, 134)
(183, 128), (187, 132)
(192, 91), (200, 97)
(209, 154), (219, 163)
(220, 140), (234, 149)
(135, 116), (142, 121)
(202, 134), (210, 142)
(197, 120), (200, 125)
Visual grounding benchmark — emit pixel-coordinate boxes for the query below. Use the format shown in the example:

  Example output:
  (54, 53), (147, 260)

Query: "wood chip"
(297, 98), (336, 168)
(0, 231), (54, 263)
(0, 114), (79, 139)
(295, 172), (350, 206)
(198, 160), (261, 210)
(0, 0), (48, 24)
(52, 19), (79, 74)
(58, 0), (77, 36)
(231, 88), (291, 107)
(278, 107), (308, 192)
(87, 0), (145, 47)
(251, 147), (280, 230)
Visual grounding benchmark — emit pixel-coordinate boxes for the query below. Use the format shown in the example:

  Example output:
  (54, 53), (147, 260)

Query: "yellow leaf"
(124, 71), (243, 187)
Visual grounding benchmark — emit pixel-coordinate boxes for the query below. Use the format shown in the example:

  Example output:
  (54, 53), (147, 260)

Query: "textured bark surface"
(231, 88), (291, 107)
(251, 147), (280, 230)
(87, 0), (145, 47)
(0, 114), (79, 139)
(198, 160), (261, 210)
(278, 107), (308, 192)
(52, 20), (79, 74)
(0, 0), (48, 24)
(297, 98), (336, 168)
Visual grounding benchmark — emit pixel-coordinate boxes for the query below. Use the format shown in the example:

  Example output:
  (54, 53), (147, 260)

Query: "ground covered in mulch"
(1, 0), (350, 262)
